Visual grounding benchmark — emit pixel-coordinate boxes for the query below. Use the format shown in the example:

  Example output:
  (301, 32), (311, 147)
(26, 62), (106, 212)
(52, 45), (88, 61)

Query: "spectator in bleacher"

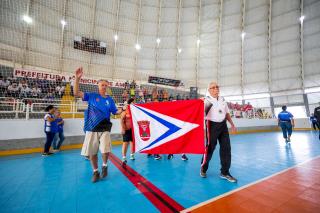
(31, 86), (41, 98)
(7, 83), (19, 97)
(152, 87), (158, 100)
(243, 102), (253, 118)
(43, 105), (57, 156)
(55, 84), (62, 97)
(44, 92), (55, 101)
(122, 89), (128, 103)
(130, 80), (136, 89)
(18, 79), (28, 89)
(234, 102), (241, 111)
(158, 90), (163, 101)
(163, 90), (169, 101)
(0, 77), (10, 94)
(176, 94), (181, 100)
(74, 67), (123, 183)
(143, 87), (148, 99)
(52, 110), (65, 152)
(138, 86), (144, 100)
(19, 84), (31, 98)
(136, 97), (145, 104)
(124, 80), (129, 89)
(7, 75), (17, 82)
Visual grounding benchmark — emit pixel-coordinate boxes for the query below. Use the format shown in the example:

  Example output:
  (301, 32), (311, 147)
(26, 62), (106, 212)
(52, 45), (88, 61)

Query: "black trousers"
(312, 121), (320, 130)
(201, 120), (231, 175)
(44, 132), (55, 153)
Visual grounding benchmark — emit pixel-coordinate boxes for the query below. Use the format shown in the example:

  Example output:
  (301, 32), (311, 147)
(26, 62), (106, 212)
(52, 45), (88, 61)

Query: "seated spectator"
(234, 102), (241, 111)
(18, 79), (28, 89)
(243, 102), (253, 111)
(143, 87), (148, 98)
(122, 89), (129, 102)
(59, 85), (65, 97)
(163, 90), (169, 101)
(19, 84), (31, 98)
(44, 92), (55, 100)
(55, 84), (62, 97)
(0, 77), (10, 93)
(158, 90), (163, 101)
(176, 94), (181, 100)
(152, 87), (158, 100)
(7, 83), (20, 97)
(31, 86), (41, 98)
(124, 80), (129, 89)
(138, 86), (144, 99)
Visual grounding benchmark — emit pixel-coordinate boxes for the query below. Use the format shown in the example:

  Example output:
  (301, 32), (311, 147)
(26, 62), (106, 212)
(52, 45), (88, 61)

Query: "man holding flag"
(200, 82), (237, 182)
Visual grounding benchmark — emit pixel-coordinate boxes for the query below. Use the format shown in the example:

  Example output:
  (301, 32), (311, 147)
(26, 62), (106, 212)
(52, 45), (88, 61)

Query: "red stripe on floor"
(109, 153), (184, 213)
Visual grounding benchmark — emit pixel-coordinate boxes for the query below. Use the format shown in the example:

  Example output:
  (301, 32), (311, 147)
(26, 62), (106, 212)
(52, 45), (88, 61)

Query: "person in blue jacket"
(52, 109), (65, 151)
(278, 106), (295, 143)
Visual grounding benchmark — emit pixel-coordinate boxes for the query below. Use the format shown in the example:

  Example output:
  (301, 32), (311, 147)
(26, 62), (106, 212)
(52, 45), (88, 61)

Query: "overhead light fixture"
(299, 15), (305, 23)
(60, 19), (67, 26)
(156, 38), (161, 44)
(197, 39), (200, 46)
(23, 15), (33, 24)
(241, 32), (246, 39)
(178, 48), (182, 53)
(135, 43), (141, 50)
(114, 34), (118, 41)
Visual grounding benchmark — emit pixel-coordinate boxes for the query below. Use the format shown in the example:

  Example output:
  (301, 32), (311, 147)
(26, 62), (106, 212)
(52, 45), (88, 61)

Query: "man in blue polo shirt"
(74, 67), (122, 183)
(278, 106), (295, 143)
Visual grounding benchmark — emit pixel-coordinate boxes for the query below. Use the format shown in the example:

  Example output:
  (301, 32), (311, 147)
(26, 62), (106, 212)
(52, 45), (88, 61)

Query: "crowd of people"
(0, 75), (66, 99)
(1, 74), (274, 120)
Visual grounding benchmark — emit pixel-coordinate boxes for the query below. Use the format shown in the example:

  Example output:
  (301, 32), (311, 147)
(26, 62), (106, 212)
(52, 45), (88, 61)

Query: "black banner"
(148, 76), (181, 87)
(74, 36), (106, 55)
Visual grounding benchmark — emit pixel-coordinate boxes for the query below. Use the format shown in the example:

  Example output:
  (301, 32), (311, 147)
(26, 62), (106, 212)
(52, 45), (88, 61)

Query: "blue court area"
(0, 131), (319, 213)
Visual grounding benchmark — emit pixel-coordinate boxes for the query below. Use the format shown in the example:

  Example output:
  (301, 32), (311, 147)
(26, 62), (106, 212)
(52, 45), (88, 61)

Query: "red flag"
(129, 100), (205, 154)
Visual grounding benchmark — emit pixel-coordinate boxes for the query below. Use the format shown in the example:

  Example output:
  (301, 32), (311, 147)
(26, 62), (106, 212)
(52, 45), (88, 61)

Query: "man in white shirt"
(200, 82), (237, 183)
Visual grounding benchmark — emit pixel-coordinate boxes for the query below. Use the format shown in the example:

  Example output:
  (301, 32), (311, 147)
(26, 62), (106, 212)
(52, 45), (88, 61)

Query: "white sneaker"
(130, 154), (135, 160)
(122, 156), (127, 164)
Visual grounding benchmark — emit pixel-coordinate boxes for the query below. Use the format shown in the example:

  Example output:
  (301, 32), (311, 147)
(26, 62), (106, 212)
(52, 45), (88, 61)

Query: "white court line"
(180, 155), (320, 213)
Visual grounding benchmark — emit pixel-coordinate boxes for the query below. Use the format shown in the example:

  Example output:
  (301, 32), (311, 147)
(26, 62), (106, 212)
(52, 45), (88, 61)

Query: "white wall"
(0, 118), (312, 140)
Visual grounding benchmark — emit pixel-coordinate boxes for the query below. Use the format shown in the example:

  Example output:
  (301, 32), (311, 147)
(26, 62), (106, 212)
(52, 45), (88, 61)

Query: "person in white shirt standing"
(200, 82), (237, 182)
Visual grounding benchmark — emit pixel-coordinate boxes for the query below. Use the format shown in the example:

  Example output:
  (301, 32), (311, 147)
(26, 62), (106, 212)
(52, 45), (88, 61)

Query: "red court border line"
(109, 153), (184, 213)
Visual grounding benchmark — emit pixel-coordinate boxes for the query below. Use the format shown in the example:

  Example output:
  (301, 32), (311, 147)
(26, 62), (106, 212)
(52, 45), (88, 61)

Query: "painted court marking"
(109, 153), (184, 213)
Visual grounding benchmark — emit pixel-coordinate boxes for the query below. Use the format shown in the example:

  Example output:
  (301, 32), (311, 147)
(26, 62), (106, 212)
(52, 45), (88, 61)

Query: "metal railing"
(0, 97), (126, 119)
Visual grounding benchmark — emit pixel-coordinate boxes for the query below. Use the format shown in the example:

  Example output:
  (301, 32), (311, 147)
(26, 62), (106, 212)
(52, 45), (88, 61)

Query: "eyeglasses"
(209, 86), (219, 89)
